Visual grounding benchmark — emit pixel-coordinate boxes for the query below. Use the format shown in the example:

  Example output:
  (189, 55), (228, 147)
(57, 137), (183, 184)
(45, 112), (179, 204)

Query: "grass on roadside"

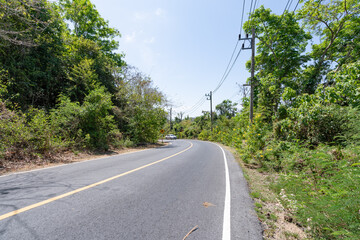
(225, 146), (310, 240)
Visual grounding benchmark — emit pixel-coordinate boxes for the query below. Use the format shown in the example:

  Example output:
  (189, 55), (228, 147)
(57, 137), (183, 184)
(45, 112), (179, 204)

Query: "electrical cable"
(185, 97), (206, 115)
(252, 0), (258, 14)
(247, 0), (254, 22)
(212, 40), (240, 94)
(293, 0), (300, 12)
(184, 0), (248, 116)
(183, 96), (206, 115)
(255, 0), (260, 10)
(239, 0), (246, 36)
(212, 0), (248, 94)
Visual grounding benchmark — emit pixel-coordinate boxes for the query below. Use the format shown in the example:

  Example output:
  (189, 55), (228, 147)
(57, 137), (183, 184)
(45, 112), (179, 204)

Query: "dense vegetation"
(171, 1), (360, 239)
(0, 0), (167, 168)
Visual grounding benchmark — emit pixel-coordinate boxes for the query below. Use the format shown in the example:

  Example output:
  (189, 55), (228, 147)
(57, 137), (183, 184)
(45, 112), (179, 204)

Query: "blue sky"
(90, 0), (293, 117)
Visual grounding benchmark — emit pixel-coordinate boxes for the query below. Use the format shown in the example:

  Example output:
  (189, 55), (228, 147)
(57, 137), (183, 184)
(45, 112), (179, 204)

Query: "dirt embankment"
(0, 143), (167, 176)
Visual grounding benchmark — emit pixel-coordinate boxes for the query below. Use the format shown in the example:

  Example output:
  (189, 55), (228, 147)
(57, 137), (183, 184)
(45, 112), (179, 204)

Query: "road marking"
(218, 145), (231, 240)
(0, 148), (151, 178)
(0, 142), (193, 221)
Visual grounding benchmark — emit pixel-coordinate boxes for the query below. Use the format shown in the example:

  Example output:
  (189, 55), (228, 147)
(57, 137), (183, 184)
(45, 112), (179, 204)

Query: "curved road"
(0, 140), (262, 239)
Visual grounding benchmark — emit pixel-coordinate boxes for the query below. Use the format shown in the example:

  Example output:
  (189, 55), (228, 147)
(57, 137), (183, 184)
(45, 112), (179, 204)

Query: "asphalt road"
(0, 140), (262, 240)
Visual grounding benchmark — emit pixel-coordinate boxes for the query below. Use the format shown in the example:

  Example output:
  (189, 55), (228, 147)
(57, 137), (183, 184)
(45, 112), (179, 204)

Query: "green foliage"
(78, 87), (118, 149)
(67, 58), (99, 102)
(318, 60), (360, 108)
(51, 87), (120, 150)
(244, 6), (311, 117)
(299, 0), (360, 70)
(0, 0), (50, 47)
(113, 66), (167, 143)
(0, 0), (168, 158)
(275, 103), (353, 145)
(215, 99), (237, 119)
(272, 144), (360, 239)
(238, 113), (272, 166)
(58, 0), (122, 65)
(0, 0), (67, 110)
(0, 103), (65, 165)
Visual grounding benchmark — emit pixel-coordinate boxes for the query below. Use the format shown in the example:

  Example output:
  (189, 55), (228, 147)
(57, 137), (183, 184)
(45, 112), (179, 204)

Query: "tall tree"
(216, 100), (238, 119)
(0, 0), (49, 47)
(244, 6), (311, 117)
(113, 66), (167, 143)
(299, 0), (360, 83)
(58, 0), (122, 65)
(0, 0), (69, 109)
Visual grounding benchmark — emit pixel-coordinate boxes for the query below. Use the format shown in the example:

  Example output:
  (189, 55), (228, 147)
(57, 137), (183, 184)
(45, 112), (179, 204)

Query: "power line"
(183, 96), (206, 115)
(247, 0), (254, 22)
(184, 0), (248, 116)
(185, 97), (206, 116)
(213, 40), (240, 93)
(255, 0), (260, 10)
(214, 48), (243, 94)
(239, 0), (246, 36)
(293, 0), (300, 12)
(282, 0), (293, 17)
(213, 0), (248, 94)
(252, 0), (258, 14)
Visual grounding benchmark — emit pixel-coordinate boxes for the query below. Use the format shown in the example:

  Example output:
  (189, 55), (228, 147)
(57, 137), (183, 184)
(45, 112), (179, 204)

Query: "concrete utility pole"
(239, 27), (256, 123)
(169, 107), (172, 130)
(205, 91), (213, 132)
(250, 27), (255, 123)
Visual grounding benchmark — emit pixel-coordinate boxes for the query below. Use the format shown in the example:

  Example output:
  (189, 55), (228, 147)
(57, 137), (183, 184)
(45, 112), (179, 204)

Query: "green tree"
(215, 99), (238, 119)
(244, 6), (311, 118)
(113, 66), (167, 143)
(298, 0), (360, 85)
(66, 58), (99, 103)
(58, 0), (122, 65)
(0, 0), (68, 109)
(0, 0), (49, 47)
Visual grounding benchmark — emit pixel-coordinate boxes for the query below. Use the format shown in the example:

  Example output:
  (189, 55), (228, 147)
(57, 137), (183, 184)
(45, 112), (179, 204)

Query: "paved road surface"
(0, 140), (262, 239)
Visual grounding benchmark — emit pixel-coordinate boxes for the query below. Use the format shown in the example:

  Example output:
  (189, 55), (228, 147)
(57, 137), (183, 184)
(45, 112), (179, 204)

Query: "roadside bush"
(0, 104), (64, 166)
(128, 107), (166, 143)
(50, 95), (82, 147)
(239, 113), (272, 166)
(274, 102), (353, 145)
(273, 144), (360, 239)
(198, 129), (211, 141)
(51, 87), (121, 150)
(79, 87), (118, 150)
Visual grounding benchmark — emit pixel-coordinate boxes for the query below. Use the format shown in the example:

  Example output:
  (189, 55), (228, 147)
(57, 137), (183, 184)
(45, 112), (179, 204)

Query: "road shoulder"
(0, 143), (168, 176)
(222, 144), (308, 240)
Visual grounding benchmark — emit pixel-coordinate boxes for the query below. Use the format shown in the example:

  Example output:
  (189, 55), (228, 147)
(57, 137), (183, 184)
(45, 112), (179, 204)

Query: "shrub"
(273, 144), (360, 239)
(275, 103), (354, 145)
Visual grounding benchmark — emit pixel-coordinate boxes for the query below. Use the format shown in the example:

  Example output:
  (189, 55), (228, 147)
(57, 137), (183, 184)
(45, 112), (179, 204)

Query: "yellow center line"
(0, 142), (193, 221)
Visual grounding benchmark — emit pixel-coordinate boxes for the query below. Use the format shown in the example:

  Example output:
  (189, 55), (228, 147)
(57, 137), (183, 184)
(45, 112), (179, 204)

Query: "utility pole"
(239, 27), (255, 123)
(169, 107), (172, 130)
(250, 27), (255, 123)
(205, 91), (213, 132)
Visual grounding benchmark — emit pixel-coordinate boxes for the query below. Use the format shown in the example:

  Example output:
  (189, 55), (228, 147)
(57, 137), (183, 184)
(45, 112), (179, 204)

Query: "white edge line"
(0, 148), (153, 178)
(218, 144), (231, 240)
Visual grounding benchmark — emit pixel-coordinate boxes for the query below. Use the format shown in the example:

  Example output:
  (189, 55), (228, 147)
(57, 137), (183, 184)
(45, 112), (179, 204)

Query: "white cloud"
(134, 8), (165, 21)
(155, 8), (164, 16)
(124, 31), (136, 43)
(144, 37), (155, 44)
(134, 12), (147, 20)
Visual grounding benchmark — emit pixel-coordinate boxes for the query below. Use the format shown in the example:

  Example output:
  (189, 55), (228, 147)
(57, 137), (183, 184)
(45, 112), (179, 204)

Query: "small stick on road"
(182, 225), (199, 240)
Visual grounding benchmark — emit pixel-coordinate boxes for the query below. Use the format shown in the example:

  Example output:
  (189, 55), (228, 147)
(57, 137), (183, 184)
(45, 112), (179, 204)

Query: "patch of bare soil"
(0, 142), (168, 176)
(223, 145), (309, 240)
